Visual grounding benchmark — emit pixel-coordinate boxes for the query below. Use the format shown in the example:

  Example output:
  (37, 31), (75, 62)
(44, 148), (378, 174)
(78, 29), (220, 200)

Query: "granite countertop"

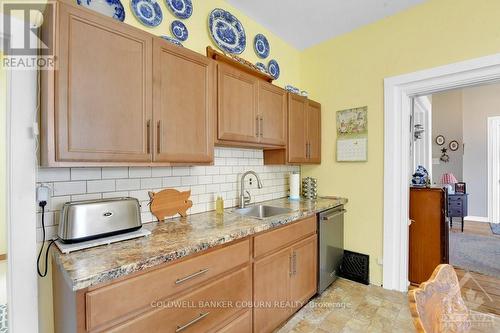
(53, 197), (347, 291)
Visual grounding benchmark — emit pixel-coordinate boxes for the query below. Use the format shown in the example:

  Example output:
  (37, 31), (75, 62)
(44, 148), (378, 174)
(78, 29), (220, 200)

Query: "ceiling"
(226, 0), (425, 50)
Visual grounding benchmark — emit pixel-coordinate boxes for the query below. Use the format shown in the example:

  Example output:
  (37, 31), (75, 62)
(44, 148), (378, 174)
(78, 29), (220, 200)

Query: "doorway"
(383, 53), (500, 293)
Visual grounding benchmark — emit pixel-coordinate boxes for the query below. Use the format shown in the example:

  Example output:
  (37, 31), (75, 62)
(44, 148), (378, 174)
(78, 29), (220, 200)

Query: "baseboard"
(464, 216), (490, 223)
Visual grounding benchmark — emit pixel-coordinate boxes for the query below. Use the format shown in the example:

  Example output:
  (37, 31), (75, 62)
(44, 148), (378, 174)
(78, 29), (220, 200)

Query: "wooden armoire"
(409, 187), (449, 285)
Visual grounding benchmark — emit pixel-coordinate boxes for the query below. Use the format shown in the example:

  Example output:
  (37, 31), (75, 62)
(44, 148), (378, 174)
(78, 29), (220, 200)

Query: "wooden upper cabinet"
(217, 63), (259, 143)
(307, 100), (321, 163)
(152, 39), (215, 164)
(287, 94), (308, 163)
(258, 82), (287, 146)
(46, 3), (153, 164)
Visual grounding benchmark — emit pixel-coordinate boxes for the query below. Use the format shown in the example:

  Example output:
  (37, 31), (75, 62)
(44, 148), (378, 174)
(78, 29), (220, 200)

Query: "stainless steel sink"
(233, 205), (293, 219)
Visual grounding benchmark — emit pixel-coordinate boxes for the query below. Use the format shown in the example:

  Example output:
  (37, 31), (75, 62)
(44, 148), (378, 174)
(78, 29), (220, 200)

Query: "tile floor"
(276, 278), (500, 333)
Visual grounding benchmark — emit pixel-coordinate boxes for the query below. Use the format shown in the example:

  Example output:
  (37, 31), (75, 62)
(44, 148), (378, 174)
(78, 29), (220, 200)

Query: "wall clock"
(435, 135), (445, 145)
(449, 140), (459, 151)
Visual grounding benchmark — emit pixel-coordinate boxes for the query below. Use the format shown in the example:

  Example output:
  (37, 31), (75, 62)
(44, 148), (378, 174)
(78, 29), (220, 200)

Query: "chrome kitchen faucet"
(239, 170), (263, 208)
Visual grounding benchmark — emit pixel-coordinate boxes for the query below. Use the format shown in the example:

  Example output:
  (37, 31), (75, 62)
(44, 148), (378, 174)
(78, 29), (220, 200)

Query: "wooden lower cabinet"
(253, 247), (292, 333)
(109, 267), (251, 333)
(53, 217), (318, 333)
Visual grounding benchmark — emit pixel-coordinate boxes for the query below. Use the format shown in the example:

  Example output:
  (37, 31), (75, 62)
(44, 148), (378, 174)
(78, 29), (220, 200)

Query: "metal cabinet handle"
(260, 116), (264, 137)
(176, 312), (210, 332)
(289, 254), (293, 277)
(157, 120), (161, 154)
(175, 268), (209, 285)
(256, 116), (260, 137)
(322, 209), (347, 221)
(146, 120), (151, 154)
(292, 251), (297, 276)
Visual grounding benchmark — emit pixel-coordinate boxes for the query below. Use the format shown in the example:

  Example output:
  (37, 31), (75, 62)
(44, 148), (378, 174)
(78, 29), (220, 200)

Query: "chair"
(408, 264), (471, 332)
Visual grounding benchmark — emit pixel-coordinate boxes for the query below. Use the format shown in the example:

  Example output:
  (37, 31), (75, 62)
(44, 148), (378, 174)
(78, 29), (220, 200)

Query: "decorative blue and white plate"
(77, 0), (125, 21)
(254, 34), (270, 59)
(255, 62), (267, 73)
(165, 0), (193, 19)
(208, 8), (246, 55)
(131, 0), (162, 27)
(171, 20), (188, 41)
(160, 35), (183, 47)
(268, 59), (280, 79)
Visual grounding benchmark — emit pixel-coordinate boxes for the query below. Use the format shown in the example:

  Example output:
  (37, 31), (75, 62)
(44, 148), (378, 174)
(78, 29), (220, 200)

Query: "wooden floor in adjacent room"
(450, 220), (500, 238)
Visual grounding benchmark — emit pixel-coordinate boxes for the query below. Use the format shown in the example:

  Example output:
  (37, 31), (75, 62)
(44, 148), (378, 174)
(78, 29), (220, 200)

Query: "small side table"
(447, 193), (468, 232)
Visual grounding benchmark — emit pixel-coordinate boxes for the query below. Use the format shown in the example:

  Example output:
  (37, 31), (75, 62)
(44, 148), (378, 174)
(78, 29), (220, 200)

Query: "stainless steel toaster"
(58, 197), (142, 243)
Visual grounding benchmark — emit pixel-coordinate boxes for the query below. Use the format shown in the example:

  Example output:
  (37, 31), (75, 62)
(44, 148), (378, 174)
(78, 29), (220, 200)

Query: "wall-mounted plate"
(208, 8), (246, 55)
(160, 35), (183, 47)
(255, 62), (267, 73)
(131, 0), (163, 27)
(268, 59), (280, 79)
(254, 34), (270, 59)
(77, 0), (125, 21)
(171, 20), (188, 41)
(165, 0), (193, 19)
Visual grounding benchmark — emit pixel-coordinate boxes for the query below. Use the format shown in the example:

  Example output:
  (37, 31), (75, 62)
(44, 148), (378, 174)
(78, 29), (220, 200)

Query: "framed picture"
(455, 182), (466, 194)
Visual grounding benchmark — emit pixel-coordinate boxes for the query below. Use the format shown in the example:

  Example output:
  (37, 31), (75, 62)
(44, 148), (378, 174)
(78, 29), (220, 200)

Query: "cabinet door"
(153, 39), (214, 163)
(287, 94), (308, 163)
(258, 82), (287, 146)
(253, 247), (292, 333)
(217, 63), (259, 143)
(56, 3), (152, 162)
(290, 235), (318, 308)
(307, 100), (321, 163)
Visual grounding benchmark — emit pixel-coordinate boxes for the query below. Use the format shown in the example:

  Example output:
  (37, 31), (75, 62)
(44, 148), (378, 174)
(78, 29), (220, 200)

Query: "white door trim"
(1, 13), (40, 332)
(383, 53), (500, 292)
(488, 116), (500, 224)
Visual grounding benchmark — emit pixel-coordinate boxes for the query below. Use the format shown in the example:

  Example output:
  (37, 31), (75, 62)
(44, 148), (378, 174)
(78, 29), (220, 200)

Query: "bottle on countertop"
(216, 194), (224, 215)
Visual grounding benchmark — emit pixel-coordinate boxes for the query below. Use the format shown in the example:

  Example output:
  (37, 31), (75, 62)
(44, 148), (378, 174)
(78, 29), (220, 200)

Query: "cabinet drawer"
(254, 216), (316, 258)
(217, 310), (252, 333)
(109, 266), (251, 333)
(86, 239), (250, 331)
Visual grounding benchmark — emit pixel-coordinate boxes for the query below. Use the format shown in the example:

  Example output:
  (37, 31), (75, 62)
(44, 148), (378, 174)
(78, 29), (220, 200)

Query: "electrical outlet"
(377, 257), (383, 266)
(36, 185), (50, 204)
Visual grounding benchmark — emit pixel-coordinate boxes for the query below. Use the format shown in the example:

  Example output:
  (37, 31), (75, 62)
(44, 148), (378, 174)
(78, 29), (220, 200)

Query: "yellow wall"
(301, 0), (500, 285)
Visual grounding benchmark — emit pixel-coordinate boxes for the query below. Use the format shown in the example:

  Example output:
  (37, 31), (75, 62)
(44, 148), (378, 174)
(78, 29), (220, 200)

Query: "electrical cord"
(37, 201), (57, 277)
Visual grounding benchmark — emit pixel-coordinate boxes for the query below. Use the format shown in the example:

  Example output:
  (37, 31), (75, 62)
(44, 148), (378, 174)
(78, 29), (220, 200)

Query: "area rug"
(490, 223), (500, 235)
(449, 232), (500, 278)
(0, 304), (7, 333)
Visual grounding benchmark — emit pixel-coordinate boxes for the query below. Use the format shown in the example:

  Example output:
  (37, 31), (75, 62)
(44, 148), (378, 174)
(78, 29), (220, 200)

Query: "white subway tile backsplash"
(172, 167), (190, 176)
(140, 178), (162, 189)
(129, 167), (151, 178)
(151, 167), (172, 177)
(102, 167), (129, 179)
(181, 176), (198, 186)
(36, 147), (299, 241)
(53, 181), (86, 196)
(163, 177), (181, 187)
(37, 168), (71, 182)
(87, 180), (115, 193)
(71, 168), (101, 180)
(116, 178), (141, 191)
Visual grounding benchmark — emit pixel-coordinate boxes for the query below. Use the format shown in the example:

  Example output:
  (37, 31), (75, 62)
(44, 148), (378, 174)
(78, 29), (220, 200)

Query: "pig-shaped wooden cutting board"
(148, 189), (193, 220)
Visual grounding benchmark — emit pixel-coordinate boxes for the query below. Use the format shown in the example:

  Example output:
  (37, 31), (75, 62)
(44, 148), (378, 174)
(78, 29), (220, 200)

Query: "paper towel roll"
(289, 172), (300, 200)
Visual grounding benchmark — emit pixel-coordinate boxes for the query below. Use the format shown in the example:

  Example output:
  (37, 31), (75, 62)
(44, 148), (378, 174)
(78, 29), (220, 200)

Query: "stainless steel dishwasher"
(318, 205), (345, 293)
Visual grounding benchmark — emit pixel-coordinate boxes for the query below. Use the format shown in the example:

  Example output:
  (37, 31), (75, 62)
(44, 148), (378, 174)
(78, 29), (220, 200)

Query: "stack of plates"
(302, 177), (317, 199)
